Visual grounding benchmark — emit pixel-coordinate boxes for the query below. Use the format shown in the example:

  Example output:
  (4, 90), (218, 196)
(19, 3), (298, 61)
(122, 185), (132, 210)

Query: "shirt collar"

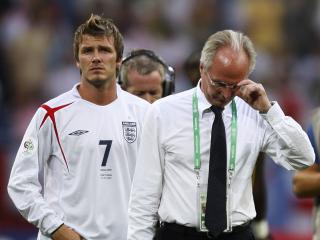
(71, 82), (122, 99)
(71, 83), (81, 98)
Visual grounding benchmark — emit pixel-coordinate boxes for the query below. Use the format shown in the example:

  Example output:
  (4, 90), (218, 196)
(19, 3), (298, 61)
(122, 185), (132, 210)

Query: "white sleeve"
(261, 102), (315, 170)
(128, 105), (164, 240)
(7, 108), (63, 236)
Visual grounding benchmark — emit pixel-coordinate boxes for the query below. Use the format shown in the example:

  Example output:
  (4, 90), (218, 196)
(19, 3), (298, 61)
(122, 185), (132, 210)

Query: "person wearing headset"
(119, 49), (175, 103)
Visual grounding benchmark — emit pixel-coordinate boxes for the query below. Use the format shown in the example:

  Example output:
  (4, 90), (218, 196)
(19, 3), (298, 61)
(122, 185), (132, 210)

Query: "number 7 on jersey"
(99, 140), (112, 167)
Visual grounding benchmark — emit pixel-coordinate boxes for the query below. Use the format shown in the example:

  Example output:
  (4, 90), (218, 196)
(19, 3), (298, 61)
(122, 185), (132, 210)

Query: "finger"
(248, 90), (261, 103)
(235, 83), (252, 97)
(236, 84), (261, 103)
(236, 79), (254, 87)
(235, 85), (246, 98)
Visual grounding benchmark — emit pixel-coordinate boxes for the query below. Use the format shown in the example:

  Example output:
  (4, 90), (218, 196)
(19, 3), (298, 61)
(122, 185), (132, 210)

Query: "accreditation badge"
(197, 183), (209, 232)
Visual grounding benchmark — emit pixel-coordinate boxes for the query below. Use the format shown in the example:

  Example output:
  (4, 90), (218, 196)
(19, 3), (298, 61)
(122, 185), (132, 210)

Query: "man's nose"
(142, 93), (155, 104)
(92, 51), (102, 62)
(221, 88), (233, 99)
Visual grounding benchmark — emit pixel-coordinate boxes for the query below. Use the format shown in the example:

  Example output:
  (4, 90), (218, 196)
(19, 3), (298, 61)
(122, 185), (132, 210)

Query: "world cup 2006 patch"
(22, 137), (37, 155)
(122, 121), (137, 143)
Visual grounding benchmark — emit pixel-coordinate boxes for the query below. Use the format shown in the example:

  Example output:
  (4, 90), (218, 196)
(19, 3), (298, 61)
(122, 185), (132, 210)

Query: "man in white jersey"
(7, 14), (149, 240)
(128, 30), (314, 240)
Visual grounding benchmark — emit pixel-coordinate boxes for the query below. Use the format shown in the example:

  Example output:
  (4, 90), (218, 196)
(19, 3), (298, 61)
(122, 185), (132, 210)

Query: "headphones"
(119, 49), (175, 97)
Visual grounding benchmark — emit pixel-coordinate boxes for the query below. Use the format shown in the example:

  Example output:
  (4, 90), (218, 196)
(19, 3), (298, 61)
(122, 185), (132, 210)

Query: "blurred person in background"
(120, 48), (175, 234)
(119, 48), (175, 103)
(183, 50), (201, 88)
(293, 107), (320, 239)
(127, 29), (315, 240)
(183, 49), (271, 240)
(7, 14), (149, 240)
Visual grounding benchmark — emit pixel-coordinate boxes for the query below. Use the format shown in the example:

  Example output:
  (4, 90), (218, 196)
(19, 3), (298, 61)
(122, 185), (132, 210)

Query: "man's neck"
(78, 79), (117, 106)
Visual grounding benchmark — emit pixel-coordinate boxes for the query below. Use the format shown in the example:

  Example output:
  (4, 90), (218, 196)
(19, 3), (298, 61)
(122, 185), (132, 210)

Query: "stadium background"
(0, 0), (320, 239)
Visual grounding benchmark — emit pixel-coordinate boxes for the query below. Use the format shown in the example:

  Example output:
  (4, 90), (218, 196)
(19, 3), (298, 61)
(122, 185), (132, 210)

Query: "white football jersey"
(7, 84), (150, 240)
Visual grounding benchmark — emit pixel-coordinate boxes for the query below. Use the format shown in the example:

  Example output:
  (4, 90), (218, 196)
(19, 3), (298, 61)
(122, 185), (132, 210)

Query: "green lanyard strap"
(192, 90), (237, 172)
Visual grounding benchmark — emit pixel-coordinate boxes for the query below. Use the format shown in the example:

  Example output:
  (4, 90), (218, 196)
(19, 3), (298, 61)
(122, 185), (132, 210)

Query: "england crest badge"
(122, 121), (137, 143)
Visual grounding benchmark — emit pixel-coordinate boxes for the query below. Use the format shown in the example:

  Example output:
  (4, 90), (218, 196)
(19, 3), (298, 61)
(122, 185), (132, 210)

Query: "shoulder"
(120, 89), (150, 109)
(43, 88), (79, 109)
(146, 88), (194, 121)
(153, 88), (194, 109)
(118, 88), (151, 122)
(120, 90), (150, 106)
(31, 89), (79, 121)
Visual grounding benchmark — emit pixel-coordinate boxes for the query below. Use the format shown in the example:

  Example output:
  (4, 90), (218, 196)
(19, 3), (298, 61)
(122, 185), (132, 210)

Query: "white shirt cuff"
(260, 101), (285, 125)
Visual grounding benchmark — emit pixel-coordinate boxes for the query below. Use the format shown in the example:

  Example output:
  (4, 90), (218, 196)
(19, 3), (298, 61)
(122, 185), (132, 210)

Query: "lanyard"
(192, 89), (237, 172)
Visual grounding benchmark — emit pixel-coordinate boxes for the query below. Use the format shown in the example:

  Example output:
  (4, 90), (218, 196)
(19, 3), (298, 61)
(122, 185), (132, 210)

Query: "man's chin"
(212, 98), (228, 108)
(87, 78), (108, 88)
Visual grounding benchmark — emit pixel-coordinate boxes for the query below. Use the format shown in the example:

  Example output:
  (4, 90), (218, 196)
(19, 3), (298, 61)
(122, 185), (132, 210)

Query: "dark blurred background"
(1, 0), (319, 239)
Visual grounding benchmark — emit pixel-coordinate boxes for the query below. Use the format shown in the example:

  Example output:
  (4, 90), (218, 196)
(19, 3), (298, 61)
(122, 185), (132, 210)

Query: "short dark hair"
(183, 50), (201, 87)
(73, 14), (124, 62)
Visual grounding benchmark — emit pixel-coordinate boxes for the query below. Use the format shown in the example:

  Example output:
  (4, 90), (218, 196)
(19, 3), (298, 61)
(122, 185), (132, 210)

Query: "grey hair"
(200, 30), (257, 74)
(120, 55), (165, 88)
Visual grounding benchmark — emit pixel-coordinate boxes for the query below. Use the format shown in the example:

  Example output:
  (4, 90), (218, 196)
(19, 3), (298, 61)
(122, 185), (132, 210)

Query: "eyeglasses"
(206, 71), (238, 90)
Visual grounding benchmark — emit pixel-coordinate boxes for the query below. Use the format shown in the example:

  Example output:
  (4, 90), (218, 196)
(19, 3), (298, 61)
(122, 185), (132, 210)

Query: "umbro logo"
(68, 130), (89, 136)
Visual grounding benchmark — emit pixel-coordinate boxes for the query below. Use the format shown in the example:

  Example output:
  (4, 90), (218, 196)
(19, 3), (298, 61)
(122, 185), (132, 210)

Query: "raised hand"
(235, 79), (271, 113)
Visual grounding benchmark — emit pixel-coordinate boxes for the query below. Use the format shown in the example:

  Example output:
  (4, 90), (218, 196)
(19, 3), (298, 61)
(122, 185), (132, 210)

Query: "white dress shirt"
(127, 82), (314, 240)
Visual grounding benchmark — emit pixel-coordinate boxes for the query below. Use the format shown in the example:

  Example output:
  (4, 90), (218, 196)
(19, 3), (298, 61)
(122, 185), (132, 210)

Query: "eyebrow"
(80, 45), (113, 50)
(215, 80), (236, 86)
(208, 73), (237, 87)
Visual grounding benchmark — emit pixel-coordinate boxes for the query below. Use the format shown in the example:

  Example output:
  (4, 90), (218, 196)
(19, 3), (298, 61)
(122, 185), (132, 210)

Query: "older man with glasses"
(128, 30), (314, 240)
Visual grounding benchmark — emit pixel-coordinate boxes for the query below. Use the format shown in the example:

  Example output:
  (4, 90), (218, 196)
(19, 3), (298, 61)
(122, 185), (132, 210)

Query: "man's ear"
(199, 63), (204, 74)
(116, 61), (122, 78)
(116, 60), (122, 70)
(76, 61), (82, 75)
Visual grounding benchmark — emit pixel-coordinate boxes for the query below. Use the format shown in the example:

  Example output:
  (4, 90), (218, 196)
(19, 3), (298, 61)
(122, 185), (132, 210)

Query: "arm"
(236, 79), (315, 169)
(7, 109), (64, 236)
(128, 106), (164, 240)
(293, 125), (320, 198)
(293, 163), (320, 198)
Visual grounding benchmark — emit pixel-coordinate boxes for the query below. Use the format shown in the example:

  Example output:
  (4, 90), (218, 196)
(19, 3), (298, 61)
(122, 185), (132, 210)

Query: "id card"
(197, 184), (208, 232)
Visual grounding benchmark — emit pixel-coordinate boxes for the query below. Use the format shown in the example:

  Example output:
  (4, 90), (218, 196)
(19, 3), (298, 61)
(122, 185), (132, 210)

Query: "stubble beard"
(86, 75), (111, 89)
